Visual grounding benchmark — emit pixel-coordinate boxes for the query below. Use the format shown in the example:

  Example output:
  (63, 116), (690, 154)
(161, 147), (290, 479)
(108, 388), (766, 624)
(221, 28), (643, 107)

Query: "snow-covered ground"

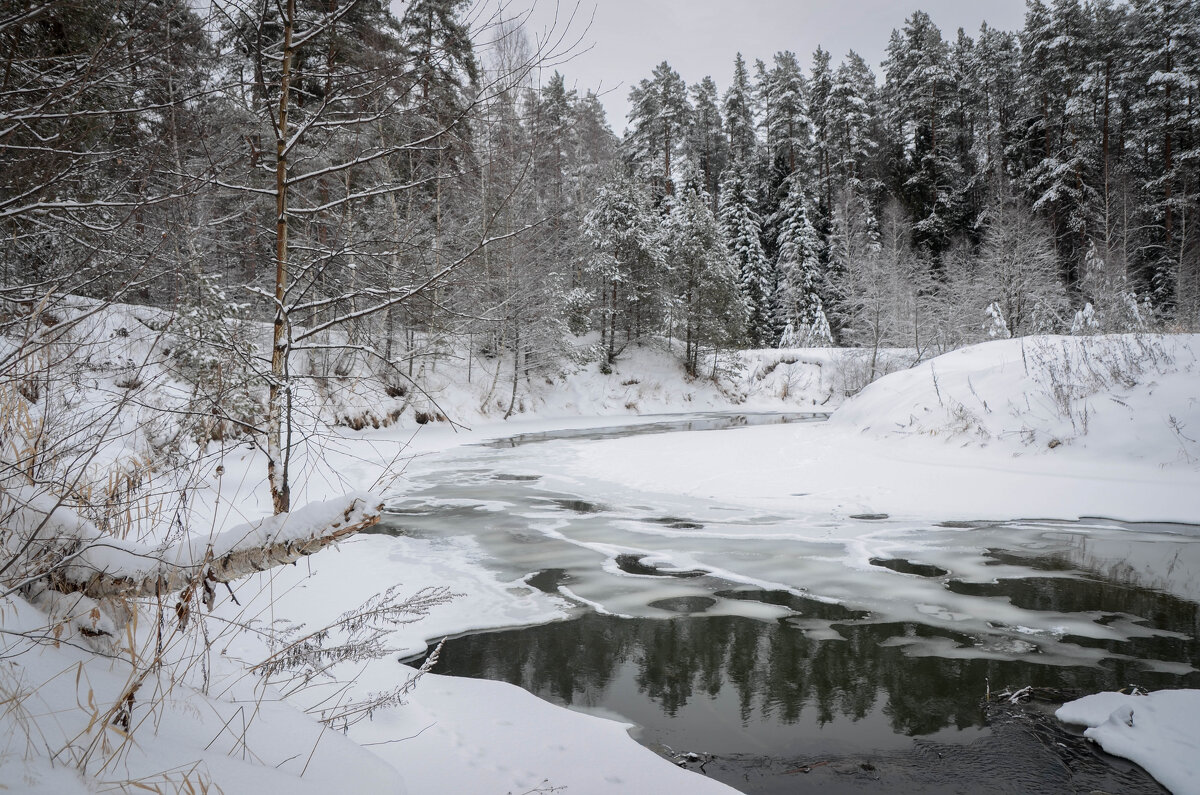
(1057, 690), (1200, 795)
(3, 303), (1199, 794)
(565, 335), (1200, 523)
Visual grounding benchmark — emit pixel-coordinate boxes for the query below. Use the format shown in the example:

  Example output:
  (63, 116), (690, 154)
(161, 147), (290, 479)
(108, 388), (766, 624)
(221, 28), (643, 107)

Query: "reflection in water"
(869, 558), (949, 577)
(946, 573), (1200, 668)
(480, 411), (828, 448)
(381, 413), (1197, 792)
(428, 590), (1198, 750)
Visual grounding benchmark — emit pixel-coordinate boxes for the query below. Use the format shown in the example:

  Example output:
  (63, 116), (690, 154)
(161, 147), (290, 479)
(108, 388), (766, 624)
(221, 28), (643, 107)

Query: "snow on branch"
(3, 489), (383, 601)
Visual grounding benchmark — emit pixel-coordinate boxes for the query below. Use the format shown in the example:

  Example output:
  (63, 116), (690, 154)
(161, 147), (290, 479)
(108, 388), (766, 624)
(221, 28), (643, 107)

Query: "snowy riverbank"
(3, 326), (1198, 793)
(566, 335), (1200, 523)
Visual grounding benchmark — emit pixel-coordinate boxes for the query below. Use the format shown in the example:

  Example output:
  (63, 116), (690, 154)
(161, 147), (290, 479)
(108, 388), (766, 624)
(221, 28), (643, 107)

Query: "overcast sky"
(514, 0), (1029, 132)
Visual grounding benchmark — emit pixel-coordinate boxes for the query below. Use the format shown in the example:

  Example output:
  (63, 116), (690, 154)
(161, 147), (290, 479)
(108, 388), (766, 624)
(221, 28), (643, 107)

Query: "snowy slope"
(566, 334), (1200, 523)
(833, 334), (1199, 466)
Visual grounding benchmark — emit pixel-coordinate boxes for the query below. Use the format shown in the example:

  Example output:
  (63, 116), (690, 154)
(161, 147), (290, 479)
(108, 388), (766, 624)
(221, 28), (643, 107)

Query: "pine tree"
(625, 61), (692, 195)
(828, 51), (879, 196)
(1085, 0), (1133, 260)
(532, 72), (576, 213)
(947, 27), (984, 235)
(1125, 0), (1196, 306)
(0, 0), (210, 296)
(809, 47), (836, 217)
(969, 22), (1022, 191)
(1018, 0), (1100, 279)
(399, 0), (480, 160)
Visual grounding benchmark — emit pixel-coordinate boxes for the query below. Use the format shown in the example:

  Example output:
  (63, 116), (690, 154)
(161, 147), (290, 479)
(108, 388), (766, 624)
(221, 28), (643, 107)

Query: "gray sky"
(516, 0), (1028, 132)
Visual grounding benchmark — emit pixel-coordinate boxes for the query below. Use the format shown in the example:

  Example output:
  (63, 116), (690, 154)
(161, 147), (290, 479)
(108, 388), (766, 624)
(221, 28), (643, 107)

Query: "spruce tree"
(775, 176), (831, 347)
(719, 168), (774, 347)
(686, 77), (731, 209)
(582, 172), (666, 363)
(883, 10), (963, 257)
(665, 171), (746, 374)
(724, 54), (758, 166)
(763, 52), (811, 177)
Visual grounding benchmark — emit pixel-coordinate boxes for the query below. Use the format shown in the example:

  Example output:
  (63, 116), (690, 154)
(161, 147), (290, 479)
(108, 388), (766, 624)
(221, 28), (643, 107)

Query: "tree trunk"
(36, 496), (382, 604)
(608, 281), (618, 363)
(268, 0), (296, 516)
(1102, 58), (1112, 244)
(504, 320), (521, 419)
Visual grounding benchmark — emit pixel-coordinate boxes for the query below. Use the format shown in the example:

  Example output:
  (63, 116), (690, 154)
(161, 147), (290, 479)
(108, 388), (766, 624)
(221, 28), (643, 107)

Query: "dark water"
(421, 581), (1191, 793)
(478, 410), (828, 448)
(381, 412), (1197, 794)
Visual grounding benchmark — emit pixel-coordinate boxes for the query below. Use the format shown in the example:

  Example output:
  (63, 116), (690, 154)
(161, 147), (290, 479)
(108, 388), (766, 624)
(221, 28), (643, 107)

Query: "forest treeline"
(3, 0), (1199, 394)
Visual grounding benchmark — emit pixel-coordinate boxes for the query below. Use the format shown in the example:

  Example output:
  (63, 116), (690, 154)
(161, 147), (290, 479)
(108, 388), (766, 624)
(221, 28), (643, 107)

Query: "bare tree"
(947, 189), (1069, 340)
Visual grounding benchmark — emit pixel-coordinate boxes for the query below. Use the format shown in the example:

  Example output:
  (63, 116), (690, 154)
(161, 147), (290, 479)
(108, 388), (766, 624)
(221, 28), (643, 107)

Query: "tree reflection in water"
(426, 579), (1199, 754)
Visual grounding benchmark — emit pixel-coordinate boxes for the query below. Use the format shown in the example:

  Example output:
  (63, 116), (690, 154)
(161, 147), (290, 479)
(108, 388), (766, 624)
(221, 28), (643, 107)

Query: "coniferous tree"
(969, 22), (1023, 192)
(775, 176), (831, 347)
(809, 47), (836, 218)
(686, 77), (731, 209)
(0, 0), (209, 297)
(828, 52), (880, 197)
(664, 172), (746, 374)
(724, 53), (758, 167)
(1125, 0), (1196, 306)
(625, 61), (692, 196)
(399, 0), (480, 174)
(1086, 0), (1133, 261)
(582, 171), (666, 363)
(762, 51), (811, 178)
(947, 27), (985, 235)
(1018, 0), (1099, 279)
(884, 10), (962, 258)
(720, 168), (773, 346)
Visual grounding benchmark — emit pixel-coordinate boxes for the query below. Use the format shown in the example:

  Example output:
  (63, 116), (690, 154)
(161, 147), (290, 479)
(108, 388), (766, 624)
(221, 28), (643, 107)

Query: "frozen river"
(375, 412), (1198, 793)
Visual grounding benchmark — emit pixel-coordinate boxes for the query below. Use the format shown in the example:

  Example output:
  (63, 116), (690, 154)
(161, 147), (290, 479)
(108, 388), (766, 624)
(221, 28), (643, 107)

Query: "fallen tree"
(2, 490), (383, 640)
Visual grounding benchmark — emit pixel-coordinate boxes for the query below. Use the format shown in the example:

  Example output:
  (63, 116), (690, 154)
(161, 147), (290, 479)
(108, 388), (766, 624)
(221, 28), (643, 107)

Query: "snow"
(0, 593), (400, 795)
(346, 667), (740, 795)
(5, 488), (381, 593)
(1057, 690), (1200, 794)
(4, 302), (1200, 795)
(565, 335), (1200, 523)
